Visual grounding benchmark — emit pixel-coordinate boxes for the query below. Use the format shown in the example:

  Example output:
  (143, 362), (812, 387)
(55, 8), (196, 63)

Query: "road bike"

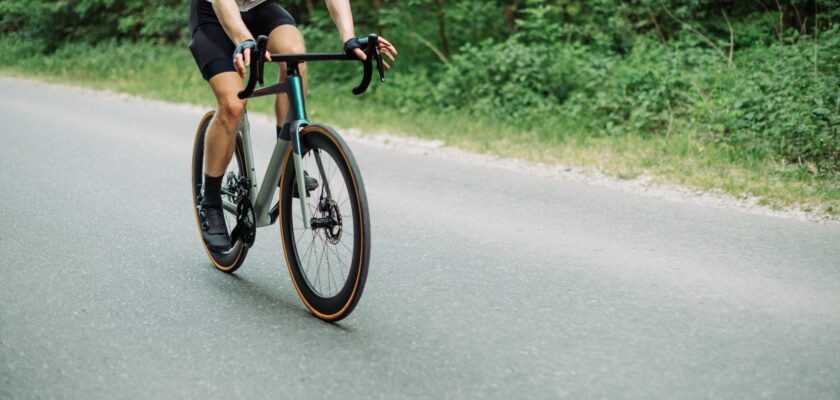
(191, 35), (385, 321)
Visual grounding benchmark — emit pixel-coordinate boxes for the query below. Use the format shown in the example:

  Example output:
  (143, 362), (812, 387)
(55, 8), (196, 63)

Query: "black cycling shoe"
(291, 171), (319, 198)
(199, 205), (232, 252)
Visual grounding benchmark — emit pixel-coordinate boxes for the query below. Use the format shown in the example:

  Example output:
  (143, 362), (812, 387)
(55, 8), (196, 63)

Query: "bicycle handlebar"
(238, 36), (268, 100)
(237, 34), (385, 100)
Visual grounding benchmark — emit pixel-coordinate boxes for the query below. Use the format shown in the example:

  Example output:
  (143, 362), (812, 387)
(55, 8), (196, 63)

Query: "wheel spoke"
(325, 238), (348, 275)
(313, 237), (326, 294)
(305, 234), (317, 278)
(317, 233), (347, 292)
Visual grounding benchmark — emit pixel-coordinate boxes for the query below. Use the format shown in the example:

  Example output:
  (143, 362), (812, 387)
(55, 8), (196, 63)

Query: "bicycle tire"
(279, 124), (371, 321)
(191, 111), (249, 273)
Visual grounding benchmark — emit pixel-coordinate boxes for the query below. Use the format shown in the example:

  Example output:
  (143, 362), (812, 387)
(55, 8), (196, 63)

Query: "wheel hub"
(311, 198), (343, 244)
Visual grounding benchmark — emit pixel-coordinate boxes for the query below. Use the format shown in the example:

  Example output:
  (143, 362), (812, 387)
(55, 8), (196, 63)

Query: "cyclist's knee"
(268, 27), (305, 54)
(273, 42), (305, 57)
(216, 98), (246, 127)
(282, 42), (306, 54)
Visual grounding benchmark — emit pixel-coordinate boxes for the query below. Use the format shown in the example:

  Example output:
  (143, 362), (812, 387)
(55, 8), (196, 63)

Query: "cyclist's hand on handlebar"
(233, 39), (271, 79)
(344, 36), (398, 70)
(343, 38), (367, 61)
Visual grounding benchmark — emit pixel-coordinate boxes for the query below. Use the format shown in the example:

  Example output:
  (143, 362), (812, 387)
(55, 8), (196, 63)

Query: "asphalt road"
(1, 76), (839, 399)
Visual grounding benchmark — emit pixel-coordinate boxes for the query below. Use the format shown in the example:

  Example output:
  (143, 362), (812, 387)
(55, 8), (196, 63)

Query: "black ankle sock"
(203, 174), (223, 208)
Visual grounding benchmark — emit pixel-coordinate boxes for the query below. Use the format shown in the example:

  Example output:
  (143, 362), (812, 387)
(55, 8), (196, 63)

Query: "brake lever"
(237, 35), (268, 99)
(256, 35), (268, 86)
(375, 46), (385, 83)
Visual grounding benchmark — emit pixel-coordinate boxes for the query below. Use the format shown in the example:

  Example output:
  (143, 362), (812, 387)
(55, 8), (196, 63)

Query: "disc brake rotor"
(320, 199), (343, 245)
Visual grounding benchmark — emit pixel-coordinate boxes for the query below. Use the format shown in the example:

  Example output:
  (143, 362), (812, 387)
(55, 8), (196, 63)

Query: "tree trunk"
(503, 4), (518, 33)
(373, 0), (383, 34)
(436, 0), (450, 58)
(305, 0), (314, 20)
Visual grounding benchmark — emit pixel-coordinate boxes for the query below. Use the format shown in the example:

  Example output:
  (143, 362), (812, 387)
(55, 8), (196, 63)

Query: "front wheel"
(279, 125), (371, 322)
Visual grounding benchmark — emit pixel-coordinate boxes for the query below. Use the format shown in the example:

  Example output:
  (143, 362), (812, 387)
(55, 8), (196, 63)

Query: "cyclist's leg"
(188, 0), (245, 251)
(188, 17), (243, 178)
(242, 1), (302, 129)
(205, 72), (246, 177)
(266, 25), (308, 127)
(197, 73), (245, 251)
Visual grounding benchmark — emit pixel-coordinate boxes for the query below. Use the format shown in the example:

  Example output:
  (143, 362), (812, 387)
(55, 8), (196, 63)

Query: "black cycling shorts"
(188, 0), (296, 80)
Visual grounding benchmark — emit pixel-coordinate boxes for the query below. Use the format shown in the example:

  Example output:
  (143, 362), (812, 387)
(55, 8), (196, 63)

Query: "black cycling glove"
(344, 38), (363, 57)
(233, 39), (257, 61)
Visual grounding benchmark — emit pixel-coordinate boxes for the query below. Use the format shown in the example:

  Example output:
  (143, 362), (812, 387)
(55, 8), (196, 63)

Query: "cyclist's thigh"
(189, 22), (237, 81)
(243, 2), (297, 37)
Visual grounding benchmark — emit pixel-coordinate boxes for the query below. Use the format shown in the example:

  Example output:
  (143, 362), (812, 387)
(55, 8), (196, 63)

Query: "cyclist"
(189, 0), (397, 251)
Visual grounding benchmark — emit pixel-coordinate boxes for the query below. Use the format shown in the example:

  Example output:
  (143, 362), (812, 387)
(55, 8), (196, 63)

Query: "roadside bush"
(433, 39), (591, 123)
(706, 29), (840, 173)
(562, 39), (719, 136)
(391, 26), (839, 174)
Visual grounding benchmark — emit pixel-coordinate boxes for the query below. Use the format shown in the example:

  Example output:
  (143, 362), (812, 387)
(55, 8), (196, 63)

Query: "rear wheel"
(279, 125), (371, 321)
(191, 111), (249, 273)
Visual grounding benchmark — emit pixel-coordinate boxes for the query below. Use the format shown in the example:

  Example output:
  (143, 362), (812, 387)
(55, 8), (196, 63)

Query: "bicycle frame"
(220, 34), (383, 231)
(221, 64), (325, 230)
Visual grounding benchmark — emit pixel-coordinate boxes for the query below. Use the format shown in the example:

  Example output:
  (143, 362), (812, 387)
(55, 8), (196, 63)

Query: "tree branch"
(408, 31), (452, 68)
(648, 8), (668, 48)
(661, 3), (726, 62)
(723, 10), (735, 69)
(774, 0), (785, 44)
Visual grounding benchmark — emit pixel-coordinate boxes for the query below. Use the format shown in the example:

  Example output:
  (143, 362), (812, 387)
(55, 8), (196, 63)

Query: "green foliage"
(708, 29), (840, 173)
(1, 0), (838, 177)
(436, 39), (589, 119)
(0, 0), (189, 50)
(365, 0), (838, 173)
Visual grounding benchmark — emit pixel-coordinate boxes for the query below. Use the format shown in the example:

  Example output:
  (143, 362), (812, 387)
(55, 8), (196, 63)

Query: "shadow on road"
(195, 262), (355, 333)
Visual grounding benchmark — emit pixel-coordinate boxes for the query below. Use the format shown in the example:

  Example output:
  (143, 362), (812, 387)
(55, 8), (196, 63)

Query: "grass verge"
(1, 40), (837, 218)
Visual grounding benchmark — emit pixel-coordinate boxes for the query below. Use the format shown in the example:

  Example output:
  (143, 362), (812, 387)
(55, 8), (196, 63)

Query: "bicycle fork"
(286, 74), (311, 230)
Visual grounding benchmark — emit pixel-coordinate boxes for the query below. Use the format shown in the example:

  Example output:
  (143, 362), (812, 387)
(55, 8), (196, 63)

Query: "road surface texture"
(1, 77), (839, 399)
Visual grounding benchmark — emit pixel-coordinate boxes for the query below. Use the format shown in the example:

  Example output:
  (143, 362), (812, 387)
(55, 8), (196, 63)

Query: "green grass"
(2, 39), (837, 219)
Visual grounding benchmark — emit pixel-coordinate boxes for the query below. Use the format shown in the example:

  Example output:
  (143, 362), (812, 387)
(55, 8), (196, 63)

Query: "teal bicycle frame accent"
(286, 73), (312, 228)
